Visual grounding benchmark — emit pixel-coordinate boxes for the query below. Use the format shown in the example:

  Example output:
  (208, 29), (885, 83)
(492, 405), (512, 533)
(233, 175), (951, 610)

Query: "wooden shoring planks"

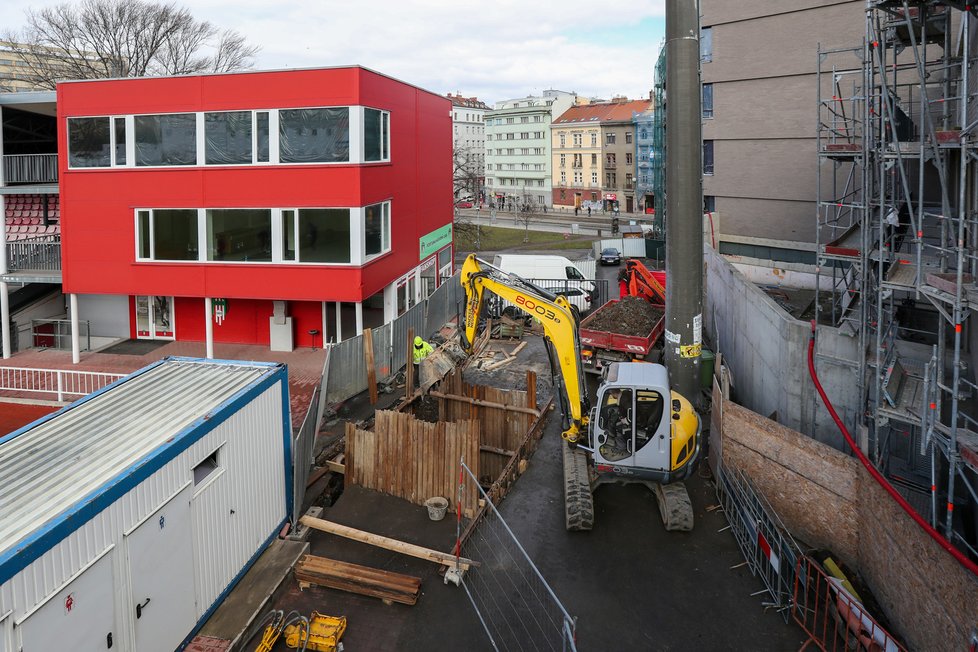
(295, 554), (422, 605)
(345, 409), (480, 515)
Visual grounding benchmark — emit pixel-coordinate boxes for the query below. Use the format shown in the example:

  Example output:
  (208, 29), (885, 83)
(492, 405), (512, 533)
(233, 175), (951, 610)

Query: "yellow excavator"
(460, 254), (701, 531)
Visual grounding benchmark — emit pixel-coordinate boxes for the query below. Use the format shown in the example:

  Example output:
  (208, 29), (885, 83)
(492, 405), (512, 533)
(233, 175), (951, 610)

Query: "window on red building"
(134, 113), (196, 166)
(137, 209), (198, 261)
(68, 117), (111, 167)
(279, 108), (349, 163)
(205, 111), (253, 165)
(364, 202), (390, 257)
(298, 208), (350, 263)
(363, 108), (390, 162)
(206, 209), (272, 261)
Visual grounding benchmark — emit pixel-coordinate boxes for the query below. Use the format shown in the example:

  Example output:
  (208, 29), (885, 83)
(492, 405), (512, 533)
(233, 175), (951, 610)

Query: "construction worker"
(413, 335), (433, 369)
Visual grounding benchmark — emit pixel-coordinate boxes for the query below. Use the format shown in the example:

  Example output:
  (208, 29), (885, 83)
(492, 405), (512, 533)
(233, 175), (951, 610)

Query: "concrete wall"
(76, 293), (129, 338)
(705, 245), (859, 448)
(716, 396), (978, 651)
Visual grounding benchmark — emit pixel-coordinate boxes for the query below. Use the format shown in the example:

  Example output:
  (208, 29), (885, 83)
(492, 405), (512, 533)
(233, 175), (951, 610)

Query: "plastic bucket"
(700, 349), (716, 389)
(425, 497), (449, 521)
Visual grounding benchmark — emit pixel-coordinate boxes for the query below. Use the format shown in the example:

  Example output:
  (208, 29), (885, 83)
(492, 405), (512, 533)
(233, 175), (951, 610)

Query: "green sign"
(419, 223), (453, 260)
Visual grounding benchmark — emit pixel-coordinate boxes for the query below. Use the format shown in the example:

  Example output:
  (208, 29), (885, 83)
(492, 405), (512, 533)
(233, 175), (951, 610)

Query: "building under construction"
(816, 1), (978, 561)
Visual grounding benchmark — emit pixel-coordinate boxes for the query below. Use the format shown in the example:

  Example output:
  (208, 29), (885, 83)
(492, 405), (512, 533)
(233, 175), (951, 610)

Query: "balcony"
(3, 236), (62, 283)
(3, 154), (58, 184)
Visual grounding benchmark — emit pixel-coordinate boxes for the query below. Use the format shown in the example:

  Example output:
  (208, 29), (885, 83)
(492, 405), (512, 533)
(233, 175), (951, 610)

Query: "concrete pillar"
(204, 297), (214, 359)
(70, 293), (80, 364)
(0, 281), (10, 359)
(335, 302), (342, 343)
(355, 301), (363, 334)
(663, 0), (704, 402)
(321, 300), (329, 344)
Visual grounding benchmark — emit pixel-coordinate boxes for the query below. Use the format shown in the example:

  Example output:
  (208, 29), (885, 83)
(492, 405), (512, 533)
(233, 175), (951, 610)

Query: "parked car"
(600, 247), (622, 265)
(456, 200), (474, 209)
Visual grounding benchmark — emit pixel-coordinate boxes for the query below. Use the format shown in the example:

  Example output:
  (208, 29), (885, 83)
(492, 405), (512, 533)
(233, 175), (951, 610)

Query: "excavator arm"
(460, 254), (590, 443)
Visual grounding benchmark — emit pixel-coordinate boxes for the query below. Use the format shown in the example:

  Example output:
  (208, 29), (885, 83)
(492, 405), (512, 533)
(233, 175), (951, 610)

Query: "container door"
(19, 551), (116, 651)
(126, 485), (196, 652)
(632, 389), (670, 473)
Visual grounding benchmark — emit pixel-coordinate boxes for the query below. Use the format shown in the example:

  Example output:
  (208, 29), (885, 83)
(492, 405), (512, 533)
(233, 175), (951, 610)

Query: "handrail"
(0, 366), (125, 402)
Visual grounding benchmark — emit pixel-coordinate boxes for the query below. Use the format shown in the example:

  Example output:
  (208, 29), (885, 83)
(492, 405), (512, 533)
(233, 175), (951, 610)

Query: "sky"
(0, 0), (666, 105)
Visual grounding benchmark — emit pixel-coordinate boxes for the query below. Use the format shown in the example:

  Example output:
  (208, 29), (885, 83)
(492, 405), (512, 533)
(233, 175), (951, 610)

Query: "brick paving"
(0, 342), (327, 431)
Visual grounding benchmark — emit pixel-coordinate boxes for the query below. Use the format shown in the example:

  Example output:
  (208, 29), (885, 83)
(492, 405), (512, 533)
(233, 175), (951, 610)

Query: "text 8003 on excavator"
(460, 254), (701, 532)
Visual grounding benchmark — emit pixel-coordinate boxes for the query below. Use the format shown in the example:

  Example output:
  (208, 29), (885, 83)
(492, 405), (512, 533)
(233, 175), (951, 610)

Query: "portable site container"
(0, 357), (292, 652)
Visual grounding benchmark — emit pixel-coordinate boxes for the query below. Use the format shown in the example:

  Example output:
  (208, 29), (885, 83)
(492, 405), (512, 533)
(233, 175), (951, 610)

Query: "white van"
(491, 254), (598, 314)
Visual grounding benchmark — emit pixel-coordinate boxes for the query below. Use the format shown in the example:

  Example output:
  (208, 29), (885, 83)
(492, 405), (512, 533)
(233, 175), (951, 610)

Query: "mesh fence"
(457, 461), (576, 652)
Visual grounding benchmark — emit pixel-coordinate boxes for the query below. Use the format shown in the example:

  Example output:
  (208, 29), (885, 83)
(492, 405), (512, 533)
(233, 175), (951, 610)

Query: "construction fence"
(456, 460), (577, 652)
(323, 273), (464, 408)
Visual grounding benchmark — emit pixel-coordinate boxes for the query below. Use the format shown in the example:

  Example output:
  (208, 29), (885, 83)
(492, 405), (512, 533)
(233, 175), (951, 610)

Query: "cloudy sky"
(0, 0), (666, 105)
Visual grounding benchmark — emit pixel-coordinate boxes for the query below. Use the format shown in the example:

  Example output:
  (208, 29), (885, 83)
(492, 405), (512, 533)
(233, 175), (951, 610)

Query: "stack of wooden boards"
(295, 554), (422, 606)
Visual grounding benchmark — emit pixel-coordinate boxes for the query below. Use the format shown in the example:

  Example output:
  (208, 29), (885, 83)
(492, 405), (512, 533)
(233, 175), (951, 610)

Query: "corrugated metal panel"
(0, 359), (277, 568)
(0, 379), (286, 628)
(392, 302), (426, 372)
(425, 273), (462, 335)
(372, 322), (393, 381)
(324, 335), (367, 405)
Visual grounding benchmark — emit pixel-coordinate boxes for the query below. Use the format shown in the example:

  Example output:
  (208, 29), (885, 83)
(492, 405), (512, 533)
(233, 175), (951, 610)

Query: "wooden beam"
(299, 516), (478, 570)
(508, 341), (528, 358)
(406, 327), (415, 398)
(428, 391), (541, 417)
(364, 327), (378, 405)
(480, 444), (516, 457)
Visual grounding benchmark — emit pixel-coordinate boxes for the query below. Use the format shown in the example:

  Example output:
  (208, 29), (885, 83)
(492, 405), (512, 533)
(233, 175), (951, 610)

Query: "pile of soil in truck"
(585, 296), (664, 336)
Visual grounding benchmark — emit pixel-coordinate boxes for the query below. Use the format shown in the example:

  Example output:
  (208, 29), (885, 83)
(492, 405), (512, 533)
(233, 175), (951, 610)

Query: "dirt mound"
(585, 296), (663, 336)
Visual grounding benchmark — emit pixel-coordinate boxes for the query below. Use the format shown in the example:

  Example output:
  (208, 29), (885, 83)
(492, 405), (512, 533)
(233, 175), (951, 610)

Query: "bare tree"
(1, 0), (259, 90)
(453, 141), (482, 202)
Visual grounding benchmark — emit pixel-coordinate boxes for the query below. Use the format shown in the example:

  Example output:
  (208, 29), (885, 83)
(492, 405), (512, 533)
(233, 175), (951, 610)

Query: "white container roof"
(0, 357), (285, 580)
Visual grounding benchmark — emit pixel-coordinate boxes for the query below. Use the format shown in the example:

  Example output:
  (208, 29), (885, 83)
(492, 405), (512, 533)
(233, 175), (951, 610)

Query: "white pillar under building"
(69, 293), (80, 364)
(355, 301), (363, 335)
(204, 297), (214, 359)
(0, 281), (10, 359)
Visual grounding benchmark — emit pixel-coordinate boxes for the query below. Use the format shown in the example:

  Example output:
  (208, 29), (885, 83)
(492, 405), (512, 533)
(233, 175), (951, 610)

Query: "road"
(456, 207), (654, 237)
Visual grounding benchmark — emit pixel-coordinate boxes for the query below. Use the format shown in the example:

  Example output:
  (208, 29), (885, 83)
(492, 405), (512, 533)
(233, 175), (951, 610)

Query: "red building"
(56, 66), (452, 351)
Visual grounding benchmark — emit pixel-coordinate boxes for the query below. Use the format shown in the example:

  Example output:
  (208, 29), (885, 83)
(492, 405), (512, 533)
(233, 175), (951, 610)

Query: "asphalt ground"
(267, 336), (807, 651)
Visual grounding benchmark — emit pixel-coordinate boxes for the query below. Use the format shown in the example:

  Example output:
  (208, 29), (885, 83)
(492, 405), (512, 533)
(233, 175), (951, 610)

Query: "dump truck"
(579, 296), (665, 374)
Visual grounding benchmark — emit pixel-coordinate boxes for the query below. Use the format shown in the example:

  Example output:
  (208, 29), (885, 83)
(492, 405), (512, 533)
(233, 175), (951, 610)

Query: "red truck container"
(578, 299), (665, 374)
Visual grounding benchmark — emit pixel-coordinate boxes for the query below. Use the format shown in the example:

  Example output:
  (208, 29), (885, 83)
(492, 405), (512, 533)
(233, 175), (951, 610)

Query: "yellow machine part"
(284, 612), (347, 652)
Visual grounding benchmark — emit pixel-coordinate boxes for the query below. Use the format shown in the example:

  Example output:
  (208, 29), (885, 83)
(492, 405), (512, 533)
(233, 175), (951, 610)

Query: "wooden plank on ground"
(299, 516), (478, 569)
(296, 554), (422, 605)
(364, 328), (378, 405)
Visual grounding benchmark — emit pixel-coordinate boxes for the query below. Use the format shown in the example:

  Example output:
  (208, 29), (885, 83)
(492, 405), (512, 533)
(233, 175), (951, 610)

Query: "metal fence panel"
(425, 272), (463, 335)
(457, 461), (577, 652)
(371, 321), (394, 382)
(715, 463), (803, 621)
(391, 302), (427, 373)
(293, 384), (321, 519)
(324, 334), (368, 405)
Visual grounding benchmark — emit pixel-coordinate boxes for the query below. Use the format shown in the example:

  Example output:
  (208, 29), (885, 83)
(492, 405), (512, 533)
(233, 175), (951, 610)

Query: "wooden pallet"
(295, 554), (422, 606)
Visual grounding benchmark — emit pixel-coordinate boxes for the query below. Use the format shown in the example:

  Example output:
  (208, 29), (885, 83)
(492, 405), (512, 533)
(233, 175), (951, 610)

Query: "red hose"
(808, 320), (978, 576)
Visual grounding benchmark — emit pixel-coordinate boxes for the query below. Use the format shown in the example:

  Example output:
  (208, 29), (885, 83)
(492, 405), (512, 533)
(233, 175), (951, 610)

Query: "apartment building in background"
(484, 90), (577, 209)
(550, 98), (652, 213)
(700, 0), (863, 262)
(634, 107), (655, 214)
(13, 66), (454, 355)
(447, 93), (489, 202)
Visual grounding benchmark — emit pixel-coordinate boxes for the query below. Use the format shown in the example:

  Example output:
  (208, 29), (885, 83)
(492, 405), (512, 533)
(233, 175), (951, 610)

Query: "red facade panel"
(57, 67), (452, 309)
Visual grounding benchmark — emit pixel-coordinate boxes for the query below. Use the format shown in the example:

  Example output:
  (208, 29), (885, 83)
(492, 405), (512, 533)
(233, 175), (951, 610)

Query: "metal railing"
(0, 366), (125, 402)
(456, 460), (577, 652)
(31, 319), (90, 351)
(6, 237), (61, 272)
(792, 555), (906, 651)
(2, 153), (58, 184)
(715, 463), (804, 622)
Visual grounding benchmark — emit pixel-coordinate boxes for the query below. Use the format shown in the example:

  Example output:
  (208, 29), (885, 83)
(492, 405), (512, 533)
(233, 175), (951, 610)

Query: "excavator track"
(654, 482), (694, 532)
(562, 443), (594, 531)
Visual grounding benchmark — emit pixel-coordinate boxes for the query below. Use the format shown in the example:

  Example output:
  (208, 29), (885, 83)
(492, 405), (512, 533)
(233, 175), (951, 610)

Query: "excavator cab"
(591, 363), (700, 485)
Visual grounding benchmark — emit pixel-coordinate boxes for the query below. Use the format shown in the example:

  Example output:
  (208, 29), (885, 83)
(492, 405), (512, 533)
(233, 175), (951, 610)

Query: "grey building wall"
(701, 0), (864, 247)
(77, 294), (130, 338)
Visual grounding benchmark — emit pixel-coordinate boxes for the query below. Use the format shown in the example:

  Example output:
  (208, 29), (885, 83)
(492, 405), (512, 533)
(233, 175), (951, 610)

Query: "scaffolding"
(815, 1), (978, 558)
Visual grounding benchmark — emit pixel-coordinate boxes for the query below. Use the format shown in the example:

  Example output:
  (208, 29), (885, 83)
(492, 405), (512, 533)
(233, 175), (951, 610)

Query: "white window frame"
(363, 200), (392, 262)
(361, 106), (390, 164)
